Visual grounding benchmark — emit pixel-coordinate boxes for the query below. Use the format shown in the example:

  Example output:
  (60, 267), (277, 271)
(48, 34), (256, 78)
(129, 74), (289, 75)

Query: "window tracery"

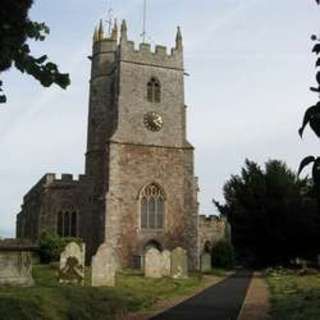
(140, 184), (165, 229)
(57, 211), (78, 237)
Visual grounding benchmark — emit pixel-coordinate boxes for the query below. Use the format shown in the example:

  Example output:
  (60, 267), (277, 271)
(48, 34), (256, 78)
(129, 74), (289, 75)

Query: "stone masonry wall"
(112, 49), (187, 148)
(198, 215), (229, 253)
(16, 174), (94, 255)
(104, 142), (199, 270)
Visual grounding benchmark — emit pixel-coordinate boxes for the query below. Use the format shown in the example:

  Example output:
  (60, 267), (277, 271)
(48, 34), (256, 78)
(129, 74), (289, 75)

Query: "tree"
(298, 1), (320, 186)
(0, 0), (70, 103)
(214, 159), (320, 267)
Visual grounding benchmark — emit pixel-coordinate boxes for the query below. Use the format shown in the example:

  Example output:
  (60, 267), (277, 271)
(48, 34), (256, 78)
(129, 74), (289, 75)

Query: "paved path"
(238, 272), (270, 320)
(150, 270), (252, 320)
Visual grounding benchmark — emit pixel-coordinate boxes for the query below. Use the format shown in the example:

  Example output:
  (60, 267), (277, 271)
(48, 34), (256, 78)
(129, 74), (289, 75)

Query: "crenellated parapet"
(119, 41), (183, 70)
(43, 173), (89, 184)
(119, 20), (183, 70)
(92, 19), (184, 71)
(22, 173), (90, 204)
(199, 214), (226, 223)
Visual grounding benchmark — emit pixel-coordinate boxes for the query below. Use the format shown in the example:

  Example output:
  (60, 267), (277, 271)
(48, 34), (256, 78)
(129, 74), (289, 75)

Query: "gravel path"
(238, 272), (270, 320)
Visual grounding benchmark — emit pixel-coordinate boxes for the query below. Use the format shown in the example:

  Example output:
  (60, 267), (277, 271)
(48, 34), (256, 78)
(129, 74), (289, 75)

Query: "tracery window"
(57, 211), (78, 237)
(140, 184), (165, 229)
(147, 78), (161, 103)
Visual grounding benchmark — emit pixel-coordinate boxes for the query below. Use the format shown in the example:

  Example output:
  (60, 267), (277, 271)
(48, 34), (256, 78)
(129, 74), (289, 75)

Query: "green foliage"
(215, 159), (320, 267)
(267, 268), (320, 320)
(298, 156), (320, 192)
(298, 1), (320, 187)
(38, 232), (81, 264)
(211, 240), (234, 269)
(0, 0), (70, 103)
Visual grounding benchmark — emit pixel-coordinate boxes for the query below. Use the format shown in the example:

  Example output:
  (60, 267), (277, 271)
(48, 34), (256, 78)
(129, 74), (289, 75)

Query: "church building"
(16, 19), (200, 270)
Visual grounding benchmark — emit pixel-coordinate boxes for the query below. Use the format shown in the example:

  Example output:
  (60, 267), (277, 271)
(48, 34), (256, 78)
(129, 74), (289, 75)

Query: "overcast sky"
(1, 0), (320, 238)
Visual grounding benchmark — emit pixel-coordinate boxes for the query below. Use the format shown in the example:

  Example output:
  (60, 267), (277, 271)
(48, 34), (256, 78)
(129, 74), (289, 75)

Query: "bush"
(211, 240), (234, 268)
(38, 232), (81, 264)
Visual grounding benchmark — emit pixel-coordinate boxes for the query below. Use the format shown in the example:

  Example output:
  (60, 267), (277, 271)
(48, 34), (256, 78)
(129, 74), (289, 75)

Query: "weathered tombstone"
(59, 242), (85, 285)
(171, 247), (188, 279)
(0, 240), (35, 287)
(145, 248), (162, 278)
(161, 250), (171, 276)
(91, 243), (117, 287)
(200, 253), (212, 272)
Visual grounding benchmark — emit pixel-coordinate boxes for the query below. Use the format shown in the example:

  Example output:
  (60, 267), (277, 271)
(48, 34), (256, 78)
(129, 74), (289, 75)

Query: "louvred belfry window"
(140, 184), (165, 229)
(147, 78), (161, 103)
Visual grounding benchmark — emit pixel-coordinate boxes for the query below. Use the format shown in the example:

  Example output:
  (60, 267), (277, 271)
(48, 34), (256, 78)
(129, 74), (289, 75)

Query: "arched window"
(57, 211), (78, 237)
(147, 78), (161, 103)
(140, 184), (165, 229)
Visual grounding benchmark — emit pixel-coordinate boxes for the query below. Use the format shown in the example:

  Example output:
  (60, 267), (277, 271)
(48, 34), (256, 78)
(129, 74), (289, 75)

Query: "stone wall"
(198, 215), (229, 253)
(104, 142), (199, 270)
(16, 174), (96, 258)
(112, 34), (186, 149)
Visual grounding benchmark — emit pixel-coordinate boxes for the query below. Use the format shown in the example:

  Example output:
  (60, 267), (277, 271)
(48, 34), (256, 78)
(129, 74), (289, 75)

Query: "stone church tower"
(16, 20), (199, 270)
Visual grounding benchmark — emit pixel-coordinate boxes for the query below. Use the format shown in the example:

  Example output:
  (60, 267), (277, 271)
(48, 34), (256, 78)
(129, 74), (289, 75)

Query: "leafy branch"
(0, 0), (70, 104)
(298, 0), (320, 186)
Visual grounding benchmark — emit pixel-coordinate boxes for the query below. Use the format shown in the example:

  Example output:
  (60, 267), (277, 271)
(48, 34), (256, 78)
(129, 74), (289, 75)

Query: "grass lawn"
(267, 268), (320, 320)
(0, 264), (219, 320)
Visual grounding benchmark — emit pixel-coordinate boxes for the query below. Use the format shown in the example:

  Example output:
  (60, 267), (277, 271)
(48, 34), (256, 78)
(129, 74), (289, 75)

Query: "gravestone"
(171, 247), (188, 279)
(0, 240), (35, 287)
(200, 253), (212, 272)
(145, 248), (162, 278)
(59, 242), (85, 285)
(91, 243), (117, 287)
(161, 250), (171, 276)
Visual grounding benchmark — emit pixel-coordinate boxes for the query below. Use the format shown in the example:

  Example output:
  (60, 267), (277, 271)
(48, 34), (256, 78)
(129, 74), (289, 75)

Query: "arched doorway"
(144, 240), (162, 253)
(204, 241), (212, 254)
(137, 239), (163, 270)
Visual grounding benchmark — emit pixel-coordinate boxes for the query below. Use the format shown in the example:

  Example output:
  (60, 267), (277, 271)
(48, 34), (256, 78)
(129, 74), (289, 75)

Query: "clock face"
(143, 112), (164, 132)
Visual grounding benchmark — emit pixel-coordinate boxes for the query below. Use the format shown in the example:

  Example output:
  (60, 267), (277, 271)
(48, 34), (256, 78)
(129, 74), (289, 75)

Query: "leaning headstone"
(0, 240), (35, 287)
(161, 250), (171, 276)
(59, 242), (85, 285)
(200, 253), (212, 272)
(91, 243), (117, 287)
(145, 248), (162, 279)
(171, 247), (188, 279)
